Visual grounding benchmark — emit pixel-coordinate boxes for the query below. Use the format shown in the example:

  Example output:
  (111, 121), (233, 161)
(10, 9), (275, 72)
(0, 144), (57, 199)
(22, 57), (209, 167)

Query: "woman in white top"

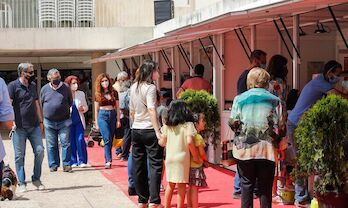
(64, 76), (89, 168)
(129, 60), (163, 208)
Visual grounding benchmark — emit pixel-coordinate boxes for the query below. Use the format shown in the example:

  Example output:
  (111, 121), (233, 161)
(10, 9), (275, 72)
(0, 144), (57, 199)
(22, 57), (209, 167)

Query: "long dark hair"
(135, 59), (157, 89)
(266, 54), (288, 81)
(166, 100), (194, 127)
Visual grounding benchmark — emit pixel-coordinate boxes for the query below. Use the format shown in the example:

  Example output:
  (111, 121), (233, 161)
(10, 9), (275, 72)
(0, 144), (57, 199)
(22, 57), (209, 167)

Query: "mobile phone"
(8, 126), (16, 139)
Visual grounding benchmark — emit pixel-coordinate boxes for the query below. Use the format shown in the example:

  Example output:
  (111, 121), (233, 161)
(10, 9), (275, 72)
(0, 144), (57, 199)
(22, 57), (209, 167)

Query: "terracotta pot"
(317, 192), (348, 208)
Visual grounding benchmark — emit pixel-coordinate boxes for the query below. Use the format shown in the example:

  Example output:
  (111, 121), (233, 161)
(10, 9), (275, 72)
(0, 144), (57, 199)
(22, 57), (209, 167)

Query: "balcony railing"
(0, 0), (98, 28)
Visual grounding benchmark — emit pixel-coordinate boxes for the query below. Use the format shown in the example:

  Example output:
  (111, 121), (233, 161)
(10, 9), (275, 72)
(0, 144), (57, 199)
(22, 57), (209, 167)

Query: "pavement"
(0, 138), (136, 208)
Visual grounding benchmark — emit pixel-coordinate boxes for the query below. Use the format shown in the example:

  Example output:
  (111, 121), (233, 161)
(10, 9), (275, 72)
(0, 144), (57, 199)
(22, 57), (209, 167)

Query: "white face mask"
(342, 80), (348, 90)
(71, 83), (78, 91)
(101, 81), (109, 89)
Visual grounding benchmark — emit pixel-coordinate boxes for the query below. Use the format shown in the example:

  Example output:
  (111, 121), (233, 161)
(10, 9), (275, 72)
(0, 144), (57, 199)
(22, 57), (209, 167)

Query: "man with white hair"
(40, 68), (73, 172)
(8, 63), (45, 192)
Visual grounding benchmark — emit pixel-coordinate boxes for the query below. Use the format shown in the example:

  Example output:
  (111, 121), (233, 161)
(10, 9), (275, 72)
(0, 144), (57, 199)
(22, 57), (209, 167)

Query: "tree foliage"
(294, 95), (348, 195)
(179, 90), (220, 145)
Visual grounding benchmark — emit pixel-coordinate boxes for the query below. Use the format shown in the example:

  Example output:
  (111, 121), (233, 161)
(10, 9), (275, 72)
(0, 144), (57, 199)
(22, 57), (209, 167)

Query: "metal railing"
(0, 0), (98, 28)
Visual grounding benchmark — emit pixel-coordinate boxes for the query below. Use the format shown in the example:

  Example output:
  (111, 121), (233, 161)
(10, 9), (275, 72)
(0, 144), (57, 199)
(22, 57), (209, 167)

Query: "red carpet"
(87, 144), (295, 208)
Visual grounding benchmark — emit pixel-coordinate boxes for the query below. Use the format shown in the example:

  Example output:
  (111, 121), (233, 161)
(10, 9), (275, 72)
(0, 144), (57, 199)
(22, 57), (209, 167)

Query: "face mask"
(71, 83), (78, 91)
(101, 81), (109, 89)
(52, 79), (61, 86)
(25, 75), (35, 83)
(328, 75), (340, 84)
(260, 64), (267, 69)
(342, 80), (348, 90)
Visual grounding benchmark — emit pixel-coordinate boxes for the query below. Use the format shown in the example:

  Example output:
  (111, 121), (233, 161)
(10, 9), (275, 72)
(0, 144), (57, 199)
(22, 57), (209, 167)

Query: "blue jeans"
(98, 109), (116, 163)
(12, 126), (44, 185)
(128, 153), (135, 188)
(234, 171), (241, 194)
(70, 122), (87, 165)
(44, 118), (72, 168)
(287, 120), (309, 203)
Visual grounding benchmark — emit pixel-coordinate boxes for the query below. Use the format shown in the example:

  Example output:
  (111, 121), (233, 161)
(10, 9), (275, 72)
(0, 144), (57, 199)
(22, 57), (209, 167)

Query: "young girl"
(187, 113), (208, 208)
(158, 100), (199, 208)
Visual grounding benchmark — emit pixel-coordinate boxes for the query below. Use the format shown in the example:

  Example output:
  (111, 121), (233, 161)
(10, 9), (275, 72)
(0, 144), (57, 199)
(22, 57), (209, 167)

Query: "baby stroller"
(87, 125), (103, 147)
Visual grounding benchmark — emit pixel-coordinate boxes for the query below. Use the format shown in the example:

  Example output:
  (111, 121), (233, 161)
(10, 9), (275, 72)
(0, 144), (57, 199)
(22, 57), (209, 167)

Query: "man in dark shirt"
(237, 50), (267, 95)
(40, 68), (73, 172)
(233, 49), (267, 199)
(8, 63), (45, 192)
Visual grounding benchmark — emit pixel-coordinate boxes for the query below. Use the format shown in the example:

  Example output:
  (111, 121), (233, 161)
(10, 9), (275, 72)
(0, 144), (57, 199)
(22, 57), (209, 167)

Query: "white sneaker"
(32, 180), (45, 191)
(105, 162), (111, 169)
(79, 163), (90, 168)
(18, 184), (27, 193)
(71, 164), (78, 168)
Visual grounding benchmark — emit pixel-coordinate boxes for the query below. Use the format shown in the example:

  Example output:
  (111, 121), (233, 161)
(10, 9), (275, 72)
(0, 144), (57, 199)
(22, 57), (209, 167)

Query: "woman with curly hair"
(94, 73), (120, 169)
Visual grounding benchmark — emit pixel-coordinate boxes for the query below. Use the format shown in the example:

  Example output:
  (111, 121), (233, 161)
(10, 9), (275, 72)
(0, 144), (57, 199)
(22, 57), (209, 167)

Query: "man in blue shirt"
(0, 76), (15, 200)
(41, 68), (73, 173)
(287, 60), (347, 207)
(8, 63), (45, 192)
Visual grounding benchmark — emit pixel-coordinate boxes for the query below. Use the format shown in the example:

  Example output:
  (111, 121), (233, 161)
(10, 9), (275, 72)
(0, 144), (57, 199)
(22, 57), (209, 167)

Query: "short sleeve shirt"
(190, 134), (206, 168)
(0, 77), (15, 162)
(8, 79), (39, 128)
(237, 70), (249, 95)
(181, 77), (211, 92)
(288, 74), (333, 125)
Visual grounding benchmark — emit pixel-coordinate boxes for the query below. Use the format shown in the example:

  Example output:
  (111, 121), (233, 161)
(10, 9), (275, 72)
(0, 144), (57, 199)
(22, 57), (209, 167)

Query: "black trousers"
(237, 159), (275, 208)
(121, 117), (131, 159)
(132, 129), (164, 204)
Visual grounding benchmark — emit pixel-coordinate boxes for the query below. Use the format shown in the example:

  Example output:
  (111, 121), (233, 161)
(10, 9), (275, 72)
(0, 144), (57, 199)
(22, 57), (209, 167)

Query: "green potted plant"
(179, 90), (220, 162)
(293, 95), (348, 207)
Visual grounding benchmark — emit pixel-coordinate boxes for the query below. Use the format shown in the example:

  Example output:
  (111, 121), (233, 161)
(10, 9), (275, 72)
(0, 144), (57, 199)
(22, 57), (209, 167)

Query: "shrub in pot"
(179, 90), (220, 147)
(293, 95), (348, 207)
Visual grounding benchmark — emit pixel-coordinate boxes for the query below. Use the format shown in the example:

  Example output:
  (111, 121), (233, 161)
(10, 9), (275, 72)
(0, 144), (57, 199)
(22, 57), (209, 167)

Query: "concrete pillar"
(293, 15), (300, 89)
(189, 41), (194, 76)
(170, 47), (176, 100)
(91, 52), (106, 120)
(211, 34), (224, 164)
(251, 25), (256, 51)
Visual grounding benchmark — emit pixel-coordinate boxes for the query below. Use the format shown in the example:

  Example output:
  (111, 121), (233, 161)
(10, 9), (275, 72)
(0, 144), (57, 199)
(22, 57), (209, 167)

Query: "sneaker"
(63, 165), (73, 172)
(120, 157), (128, 161)
(71, 164), (78, 168)
(17, 184), (27, 193)
(115, 153), (122, 160)
(294, 201), (310, 208)
(128, 187), (137, 196)
(233, 192), (241, 199)
(79, 163), (90, 168)
(137, 203), (148, 208)
(32, 180), (45, 191)
(148, 203), (163, 208)
(50, 166), (58, 172)
(105, 162), (111, 169)
(160, 184), (165, 192)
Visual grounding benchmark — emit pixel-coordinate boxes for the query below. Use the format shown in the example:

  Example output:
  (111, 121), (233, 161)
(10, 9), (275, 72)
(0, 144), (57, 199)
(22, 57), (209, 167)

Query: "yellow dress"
(162, 122), (197, 183)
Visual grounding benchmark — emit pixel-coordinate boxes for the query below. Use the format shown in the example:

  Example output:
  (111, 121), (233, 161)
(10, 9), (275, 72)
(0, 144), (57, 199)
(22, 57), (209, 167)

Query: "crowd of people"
(0, 52), (346, 208)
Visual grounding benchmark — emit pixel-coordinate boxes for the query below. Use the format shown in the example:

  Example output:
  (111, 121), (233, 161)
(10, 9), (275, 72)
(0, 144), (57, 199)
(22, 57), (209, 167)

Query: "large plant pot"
(317, 192), (348, 208)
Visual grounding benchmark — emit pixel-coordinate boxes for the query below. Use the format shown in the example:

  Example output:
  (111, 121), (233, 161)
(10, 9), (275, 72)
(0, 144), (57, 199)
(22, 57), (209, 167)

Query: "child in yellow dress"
(187, 113), (208, 208)
(158, 100), (199, 208)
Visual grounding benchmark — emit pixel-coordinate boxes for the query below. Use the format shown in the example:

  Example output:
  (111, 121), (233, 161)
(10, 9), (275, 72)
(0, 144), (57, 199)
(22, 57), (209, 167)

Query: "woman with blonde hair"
(94, 73), (120, 169)
(229, 67), (286, 208)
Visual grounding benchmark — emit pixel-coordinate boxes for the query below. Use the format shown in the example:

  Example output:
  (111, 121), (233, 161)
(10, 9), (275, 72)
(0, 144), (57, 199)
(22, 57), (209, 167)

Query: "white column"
(251, 25), (256, 51)
(171, 47), (176, 100)
(155, 51), (160, 90)
(174, 47), (181, 93)
(189, 41), (194, 76)
(211, 34), (224, 164)
(293, 15), (300, 89)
